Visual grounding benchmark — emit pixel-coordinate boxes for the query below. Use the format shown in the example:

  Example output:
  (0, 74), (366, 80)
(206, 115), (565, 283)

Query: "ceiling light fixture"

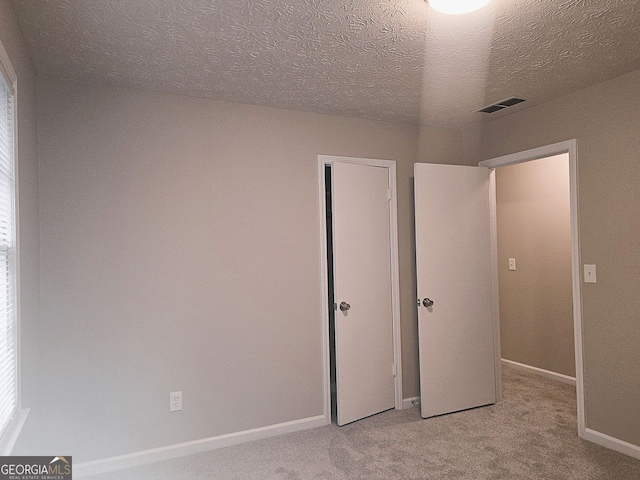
(428, 0), (492, 15)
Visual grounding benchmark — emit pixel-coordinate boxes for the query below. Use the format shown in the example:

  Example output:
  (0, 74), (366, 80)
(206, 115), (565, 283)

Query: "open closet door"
(332, 161), (395, 425)
(414, 163), (497, 419)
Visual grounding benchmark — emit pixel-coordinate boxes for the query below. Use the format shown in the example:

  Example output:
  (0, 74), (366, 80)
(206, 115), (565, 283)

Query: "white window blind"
(0, 68), (16, 440)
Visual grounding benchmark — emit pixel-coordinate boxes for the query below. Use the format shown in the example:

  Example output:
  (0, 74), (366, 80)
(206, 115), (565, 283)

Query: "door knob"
(339, 302), (351, 312)
(423, 298), (434, 308)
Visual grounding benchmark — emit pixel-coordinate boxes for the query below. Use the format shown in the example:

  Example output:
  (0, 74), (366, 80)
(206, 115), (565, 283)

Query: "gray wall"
(496, 154), (574, 377)
(480, 70), (640, 447)
(35, 78), (462, 462)
(0, 0), (41, 453)
(10, 4), (640, 457)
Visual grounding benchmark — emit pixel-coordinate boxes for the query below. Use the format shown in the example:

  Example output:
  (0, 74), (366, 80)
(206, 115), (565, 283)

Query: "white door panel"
(332, 162), (395, 425)
(414, 163), (496, 419)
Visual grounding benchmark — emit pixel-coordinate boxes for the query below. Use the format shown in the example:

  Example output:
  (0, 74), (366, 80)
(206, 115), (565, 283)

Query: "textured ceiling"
(11, 0), (640, 127)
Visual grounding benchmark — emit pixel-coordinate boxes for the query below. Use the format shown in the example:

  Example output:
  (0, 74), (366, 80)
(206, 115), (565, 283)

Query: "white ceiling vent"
(477, 97), (526, 114)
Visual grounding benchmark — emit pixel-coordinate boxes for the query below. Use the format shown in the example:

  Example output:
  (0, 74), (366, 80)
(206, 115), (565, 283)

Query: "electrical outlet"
(170, 391), (182, 412)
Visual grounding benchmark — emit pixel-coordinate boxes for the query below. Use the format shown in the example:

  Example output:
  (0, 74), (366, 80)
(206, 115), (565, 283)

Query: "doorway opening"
(324, 165), (338, 423)
(495, 154), (576, 385)
(480, 139), (585, 437)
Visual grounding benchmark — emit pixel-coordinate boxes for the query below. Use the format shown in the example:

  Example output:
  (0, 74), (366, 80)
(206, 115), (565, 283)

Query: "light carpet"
(86, 365), (640, 479)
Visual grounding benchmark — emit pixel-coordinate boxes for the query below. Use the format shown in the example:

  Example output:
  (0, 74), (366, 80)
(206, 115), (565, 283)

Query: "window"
(0, 48), (17, 444)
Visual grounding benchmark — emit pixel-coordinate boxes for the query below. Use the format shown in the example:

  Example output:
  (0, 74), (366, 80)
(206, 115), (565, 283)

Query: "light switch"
(584, 264), (597, 284)
(508, 258), (516, 271)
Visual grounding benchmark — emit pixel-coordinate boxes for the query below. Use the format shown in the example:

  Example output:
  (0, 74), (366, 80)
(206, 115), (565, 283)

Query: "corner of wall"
(416, 124), (464, 165)
(462, 122), (483, 166)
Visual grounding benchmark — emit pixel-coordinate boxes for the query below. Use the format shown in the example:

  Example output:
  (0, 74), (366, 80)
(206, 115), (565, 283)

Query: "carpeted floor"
(87, 365), (640, 479)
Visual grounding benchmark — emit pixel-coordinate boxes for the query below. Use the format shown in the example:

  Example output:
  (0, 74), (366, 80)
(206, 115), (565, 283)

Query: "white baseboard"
(402, 396), (419, 409)
(502, 358), (576, 386)
(75, 414), (326, 478)
(583, 428), (640, 461)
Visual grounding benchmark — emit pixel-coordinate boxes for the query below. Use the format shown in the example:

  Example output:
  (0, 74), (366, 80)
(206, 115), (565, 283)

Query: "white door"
(332, 162), (395, 425)
(414, 163), (497, 419)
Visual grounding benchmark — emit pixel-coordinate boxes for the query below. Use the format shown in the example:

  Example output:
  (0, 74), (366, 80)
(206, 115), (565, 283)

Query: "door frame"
(317, 155), (403, 424)
(479, 139), (586, 437)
